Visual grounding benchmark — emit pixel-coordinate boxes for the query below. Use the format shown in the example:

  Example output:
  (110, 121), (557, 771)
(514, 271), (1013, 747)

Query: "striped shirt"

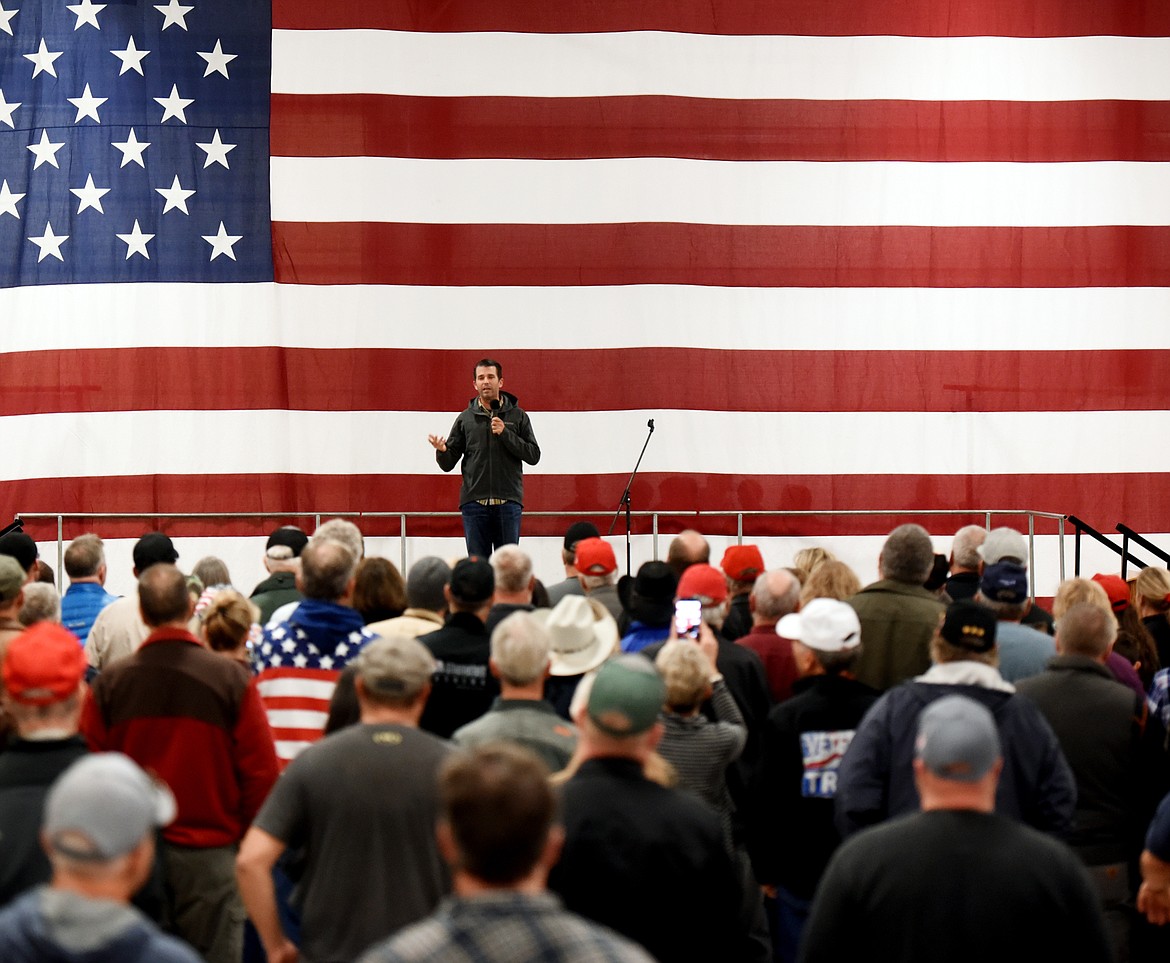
(255, 598), (375, 766)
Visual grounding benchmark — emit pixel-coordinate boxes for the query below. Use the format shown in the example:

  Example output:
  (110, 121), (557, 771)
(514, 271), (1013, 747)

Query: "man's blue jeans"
(460, 500), (522, 558)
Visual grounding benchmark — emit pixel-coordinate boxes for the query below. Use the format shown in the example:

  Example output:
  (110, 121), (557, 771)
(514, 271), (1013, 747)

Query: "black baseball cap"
(450, 556), (494, 604)
(0, 532), (38, 571)
(266, 526), (309, 558)
(564, 521), (600, 551)
(132, 533), (179, 572)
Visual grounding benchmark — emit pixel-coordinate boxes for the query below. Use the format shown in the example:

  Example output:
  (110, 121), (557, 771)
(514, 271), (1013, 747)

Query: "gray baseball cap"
(44, 753), (176, 861)
(915, 695), (1001, 783)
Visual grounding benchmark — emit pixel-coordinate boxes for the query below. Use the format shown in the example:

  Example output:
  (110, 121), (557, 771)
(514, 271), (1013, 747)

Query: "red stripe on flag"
(271, 95), (1170, 163)
(4, 347), (1169, 416)
(5, 473), (1165, 538)
(271, 223), (1170, 288)
(273, 0), (1170, 38)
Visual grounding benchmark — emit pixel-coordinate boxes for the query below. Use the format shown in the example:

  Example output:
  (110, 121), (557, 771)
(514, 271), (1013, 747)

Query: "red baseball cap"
(1091, 573), (1130, 613)
(3, 622), (88, 705)
(574, 538), (616, 576)
(676, 564), (729, 604)
(721, 545), (764, 582)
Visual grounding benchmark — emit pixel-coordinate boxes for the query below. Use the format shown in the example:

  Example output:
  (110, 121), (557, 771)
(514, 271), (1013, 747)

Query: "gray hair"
(490, 545), (533, 594)
(950, 525), (987, 570)
(312, 518), (364, 561)
(17, 582), (61, 627)
(300, 539), (358, 601)
(64, 534), (104, 580)
(880, 524), (935, 584)
(975, 592), (1028, 623)
(700, 602), (725, 629)
(406, 557), (451, 612)
(751, 569), (801, 621)
(490, 612), (552, 686)
(580, 573), (615, 591)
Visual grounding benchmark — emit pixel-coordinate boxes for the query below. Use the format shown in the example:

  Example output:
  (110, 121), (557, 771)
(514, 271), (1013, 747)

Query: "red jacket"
(737, 625), (799, 703)
(80, 627), (279, 848)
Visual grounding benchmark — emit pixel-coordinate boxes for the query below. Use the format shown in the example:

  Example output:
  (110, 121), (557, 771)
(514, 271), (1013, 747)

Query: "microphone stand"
(608, 419), (655, 576)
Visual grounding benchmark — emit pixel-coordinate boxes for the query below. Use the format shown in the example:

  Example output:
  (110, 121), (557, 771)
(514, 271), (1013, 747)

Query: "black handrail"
(1116, 524), (1170, 577)
(1067, 515), (1149, 577)
(0, 517), (22, 539)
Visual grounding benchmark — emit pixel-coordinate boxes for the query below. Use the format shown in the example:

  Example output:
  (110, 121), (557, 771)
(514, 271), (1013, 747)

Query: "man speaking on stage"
(428, 358), (541, 558)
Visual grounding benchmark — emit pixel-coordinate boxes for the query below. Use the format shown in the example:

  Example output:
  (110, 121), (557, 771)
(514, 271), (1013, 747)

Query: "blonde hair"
(793, 546), (836, 578)
(1135, 567), (1170, 615)
(655, 640), (711, 713)
(201, 590), (258, 652)
(1052, 578), (1112, 620)
(800, 560), (862, 606)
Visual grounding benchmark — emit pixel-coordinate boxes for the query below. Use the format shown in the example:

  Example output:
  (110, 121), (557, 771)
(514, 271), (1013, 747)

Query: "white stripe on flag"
(256, 677), (338, 701)
(270, 157), (1170, 227)
(274, 740), (313, 761)
(271, 31), (1170, 101)
(4, 285), (1170, 353)
(266, 709), (330, 730)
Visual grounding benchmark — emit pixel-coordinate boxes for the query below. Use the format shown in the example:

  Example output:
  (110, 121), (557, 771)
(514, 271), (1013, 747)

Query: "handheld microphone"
(491, 400), (501, 415)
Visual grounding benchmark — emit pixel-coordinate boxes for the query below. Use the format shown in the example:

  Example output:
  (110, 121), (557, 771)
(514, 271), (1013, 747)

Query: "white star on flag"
(24, 38), (64, 78)
(0, 3), (17, 37)
(292, 653), (308, 669)
(197, 39), (236, 78)
(27, 129), (65, 169)
(156, 175), (195, 214)
(195, 129), (235, 169)
(154, 84), (193, 123)
(66, 0), (105, 29)
(154, 0), (193, 31)
(70, 174), (110, 214)
(0, 180), (25, 219)
(202, 222), (241, 259)
(111, 128), (150, 167)
(111, 36), (150, 75)
(319, 656), (334, 670)
(281, 638), (296, 653)
(115, 219), (154, 260)
(67, 84), (108, 124)
(28, 222), (68, 262)
(0, 89), (20, 128)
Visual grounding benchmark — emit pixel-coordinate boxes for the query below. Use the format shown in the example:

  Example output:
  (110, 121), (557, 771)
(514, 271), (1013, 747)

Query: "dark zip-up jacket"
(436, 390), (540, 506)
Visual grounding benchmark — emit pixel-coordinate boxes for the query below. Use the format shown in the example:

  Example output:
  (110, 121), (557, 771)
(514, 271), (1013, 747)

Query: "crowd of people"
(1, 518), (1170, 961)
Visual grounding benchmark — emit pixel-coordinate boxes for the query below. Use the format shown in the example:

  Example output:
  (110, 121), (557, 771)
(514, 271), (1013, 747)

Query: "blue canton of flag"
(257, 621), (375, 673)
(0, 0), (272, 287)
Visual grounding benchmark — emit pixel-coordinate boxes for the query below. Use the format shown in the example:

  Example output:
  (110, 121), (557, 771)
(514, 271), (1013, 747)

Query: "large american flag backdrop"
(1, 1), (1168, 567)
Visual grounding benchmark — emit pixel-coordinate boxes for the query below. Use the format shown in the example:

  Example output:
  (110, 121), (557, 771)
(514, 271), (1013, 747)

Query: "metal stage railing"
(15, 508), (1070, 592)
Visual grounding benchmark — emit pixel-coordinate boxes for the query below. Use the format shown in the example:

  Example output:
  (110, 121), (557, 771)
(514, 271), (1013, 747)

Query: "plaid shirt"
(1149, 668), (1170, 729)
(357, 892), (653, 963)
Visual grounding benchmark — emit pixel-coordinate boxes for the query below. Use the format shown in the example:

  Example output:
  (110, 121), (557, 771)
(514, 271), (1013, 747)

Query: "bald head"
(751, 569), (801, 626)
(666, 530), (710, 577)
(138, 564), (192, 628)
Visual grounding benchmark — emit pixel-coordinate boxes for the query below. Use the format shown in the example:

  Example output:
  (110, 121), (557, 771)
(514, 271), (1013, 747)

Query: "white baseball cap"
(777, 598), (862, 653)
